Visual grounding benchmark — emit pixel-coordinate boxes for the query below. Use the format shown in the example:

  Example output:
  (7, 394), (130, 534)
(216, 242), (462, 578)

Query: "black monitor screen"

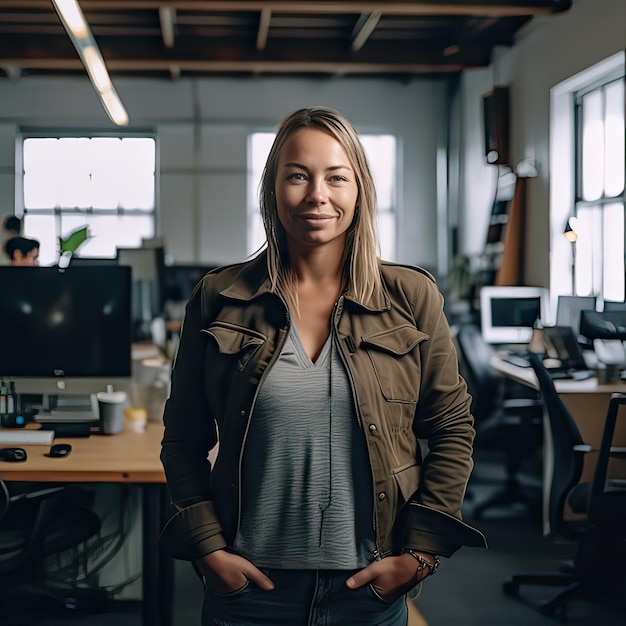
(0, 266), (131, 377)
(491, 297), (540, 328)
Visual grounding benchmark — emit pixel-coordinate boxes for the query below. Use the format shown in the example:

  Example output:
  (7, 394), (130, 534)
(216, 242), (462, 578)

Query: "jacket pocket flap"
(361, 325), (429, 356)
(201, 322), (266, 355)
(393, 463), (420, 502)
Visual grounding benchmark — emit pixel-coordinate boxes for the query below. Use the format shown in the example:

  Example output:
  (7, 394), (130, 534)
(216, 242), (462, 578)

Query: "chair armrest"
(608, 446), (626, 460)
(589, 393), (626, 524)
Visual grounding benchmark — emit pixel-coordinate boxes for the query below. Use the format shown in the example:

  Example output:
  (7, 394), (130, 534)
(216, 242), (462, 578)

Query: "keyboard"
(500, 353), (531, 368)
(0, 429), (55, 445)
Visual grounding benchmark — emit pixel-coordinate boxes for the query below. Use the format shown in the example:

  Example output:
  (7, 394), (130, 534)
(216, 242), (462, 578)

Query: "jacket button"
(240, 410), (246, 416)
(378, 492), (386, 501)
(369, 424), (377, 434)
(250, 378), (259, 385)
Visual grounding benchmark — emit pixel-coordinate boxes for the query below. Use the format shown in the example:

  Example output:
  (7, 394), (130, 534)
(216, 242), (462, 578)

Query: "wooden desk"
(491, 355), (626, 532)
(0, 424), (172, 626)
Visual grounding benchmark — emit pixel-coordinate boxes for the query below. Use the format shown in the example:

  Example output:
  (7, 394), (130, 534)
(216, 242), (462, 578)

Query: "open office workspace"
(1, 1), (626, 625)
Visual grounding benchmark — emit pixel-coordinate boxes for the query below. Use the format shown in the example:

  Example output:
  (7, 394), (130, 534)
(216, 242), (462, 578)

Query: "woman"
(160, 106), (485, 625)
(4, 236), (39, 266)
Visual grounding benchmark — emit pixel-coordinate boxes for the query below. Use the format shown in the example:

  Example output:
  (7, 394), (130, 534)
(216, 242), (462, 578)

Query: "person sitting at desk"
(4, 236), (40, 266)
(0, 215), (22, 265)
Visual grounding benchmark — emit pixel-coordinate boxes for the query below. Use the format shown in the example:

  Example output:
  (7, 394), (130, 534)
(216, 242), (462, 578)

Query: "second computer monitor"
(480, 286), (550, 344)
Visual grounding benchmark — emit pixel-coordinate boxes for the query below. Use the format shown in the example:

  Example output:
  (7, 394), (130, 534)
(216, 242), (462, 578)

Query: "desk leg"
(142, 483), (174, 626)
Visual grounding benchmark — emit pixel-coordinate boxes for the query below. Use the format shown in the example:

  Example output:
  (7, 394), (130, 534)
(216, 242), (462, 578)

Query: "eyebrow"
(282, 162), (353, 173)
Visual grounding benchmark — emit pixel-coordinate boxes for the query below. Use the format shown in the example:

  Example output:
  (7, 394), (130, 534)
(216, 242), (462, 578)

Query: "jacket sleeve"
(160, 279), (228, 559)
(402, 274), (486, 556)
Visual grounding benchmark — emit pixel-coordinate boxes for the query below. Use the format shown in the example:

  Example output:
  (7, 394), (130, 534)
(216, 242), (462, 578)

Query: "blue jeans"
(202, 569), (408, 626)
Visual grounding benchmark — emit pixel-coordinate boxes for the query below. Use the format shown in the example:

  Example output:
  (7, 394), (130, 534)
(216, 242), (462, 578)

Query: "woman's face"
(12, 248), (39, 266)
(274, 127), (358, 253)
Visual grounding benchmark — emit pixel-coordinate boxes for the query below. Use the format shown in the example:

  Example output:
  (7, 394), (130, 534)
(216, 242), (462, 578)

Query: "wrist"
(401, 549), (441, 576)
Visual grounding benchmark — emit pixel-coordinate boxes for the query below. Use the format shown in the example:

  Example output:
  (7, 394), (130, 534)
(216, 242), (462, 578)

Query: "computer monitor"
(556, 295), (597, 336)
(116, 246), (165, 340)
(480, 285), (549, 344)
(0, 265), (132, 397)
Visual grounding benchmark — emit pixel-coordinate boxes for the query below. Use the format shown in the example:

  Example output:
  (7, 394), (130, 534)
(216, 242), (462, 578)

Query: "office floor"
(20, 451), (626, 625)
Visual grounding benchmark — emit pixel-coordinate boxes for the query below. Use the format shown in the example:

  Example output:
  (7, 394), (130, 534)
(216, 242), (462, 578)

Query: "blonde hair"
(259, 106), (381, 313)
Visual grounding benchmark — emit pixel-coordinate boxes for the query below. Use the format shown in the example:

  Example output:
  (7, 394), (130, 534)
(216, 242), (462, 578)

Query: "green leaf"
(58, 226), (90, 254)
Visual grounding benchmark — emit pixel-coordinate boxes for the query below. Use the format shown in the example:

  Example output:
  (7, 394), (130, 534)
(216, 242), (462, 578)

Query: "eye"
(329, 175), (348, 183)
(286, 172), (307, 181)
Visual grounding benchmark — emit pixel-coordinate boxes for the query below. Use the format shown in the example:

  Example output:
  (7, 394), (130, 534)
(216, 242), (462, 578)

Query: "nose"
(305, 177), (328, 205)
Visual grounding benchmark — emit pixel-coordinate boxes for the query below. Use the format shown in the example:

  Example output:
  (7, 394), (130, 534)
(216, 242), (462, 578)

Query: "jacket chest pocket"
(202, 322), (267, 371)
(360, 325), (429, 404)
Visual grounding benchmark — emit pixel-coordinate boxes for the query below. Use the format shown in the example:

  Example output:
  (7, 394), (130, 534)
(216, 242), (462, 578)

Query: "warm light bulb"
(52, 0), (88, 39)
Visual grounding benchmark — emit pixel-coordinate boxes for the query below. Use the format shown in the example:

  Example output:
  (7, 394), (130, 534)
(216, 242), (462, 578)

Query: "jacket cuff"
(401, 503), (487, 557)
(159, 500), (227, 560)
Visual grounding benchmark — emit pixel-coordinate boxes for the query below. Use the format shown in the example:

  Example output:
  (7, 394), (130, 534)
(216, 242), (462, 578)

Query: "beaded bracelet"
(402, 549), (441, 576)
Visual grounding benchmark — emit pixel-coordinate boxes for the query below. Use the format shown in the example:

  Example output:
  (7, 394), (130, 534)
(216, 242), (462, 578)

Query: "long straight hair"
(259, 106), (381, 314)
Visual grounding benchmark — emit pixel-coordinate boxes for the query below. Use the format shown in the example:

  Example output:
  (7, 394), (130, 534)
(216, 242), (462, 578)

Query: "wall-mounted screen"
(0, 266), (131, 395)
(480, 286), (550, 344)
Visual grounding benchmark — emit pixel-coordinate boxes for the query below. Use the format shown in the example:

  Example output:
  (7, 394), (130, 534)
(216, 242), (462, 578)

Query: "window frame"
(16, 128), (159, 264)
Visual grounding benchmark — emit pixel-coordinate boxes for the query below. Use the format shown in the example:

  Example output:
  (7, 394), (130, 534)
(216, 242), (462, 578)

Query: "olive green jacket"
(160, 252), (486, 562)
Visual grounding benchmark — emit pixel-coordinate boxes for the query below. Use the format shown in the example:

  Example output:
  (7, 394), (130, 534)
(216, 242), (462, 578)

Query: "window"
(20, 135), (156, 266)
(247, 132), (397, 260)
(574, 76), (625, 302)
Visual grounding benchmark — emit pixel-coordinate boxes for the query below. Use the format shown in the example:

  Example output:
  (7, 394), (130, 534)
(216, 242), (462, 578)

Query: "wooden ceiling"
(0, 1), (572, 81)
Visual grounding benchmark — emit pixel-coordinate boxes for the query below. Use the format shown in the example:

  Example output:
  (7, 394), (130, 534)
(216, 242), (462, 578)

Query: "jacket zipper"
(332, 295), (382, 561)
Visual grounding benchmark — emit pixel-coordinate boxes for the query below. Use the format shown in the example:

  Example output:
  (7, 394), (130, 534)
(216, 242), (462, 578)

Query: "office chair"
(503, 352), (626, 620)
(455, 324), (543, 519)
(0, 480), (102, 624)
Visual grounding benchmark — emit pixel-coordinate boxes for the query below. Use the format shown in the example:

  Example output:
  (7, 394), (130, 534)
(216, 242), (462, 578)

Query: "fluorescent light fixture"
(53, 0), (88, 39)
(82, 46), (112, 91)
(101, 88), (129, 126)
(52, 0), (129, 126)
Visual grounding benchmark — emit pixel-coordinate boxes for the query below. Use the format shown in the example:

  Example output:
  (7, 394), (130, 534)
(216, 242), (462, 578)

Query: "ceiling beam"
(1, 56), (466, 75)
(7, 1), (572, 18)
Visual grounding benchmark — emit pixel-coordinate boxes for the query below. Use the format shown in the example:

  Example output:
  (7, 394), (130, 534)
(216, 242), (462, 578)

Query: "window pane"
(22, 215), (57, 266)
(23, 137), (155, 210)
(248, 133), (274, 211)
(603, 202), (625, 302)
(581, 90), (604, 202)
(360, 135), (396, 210)
(377, 211), (396, 262)
(573, 206), (598, 296)
(604, 80), (625, 197)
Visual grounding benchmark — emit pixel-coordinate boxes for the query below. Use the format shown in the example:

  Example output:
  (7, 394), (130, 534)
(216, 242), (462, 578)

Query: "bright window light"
(22, 136), (156, 265)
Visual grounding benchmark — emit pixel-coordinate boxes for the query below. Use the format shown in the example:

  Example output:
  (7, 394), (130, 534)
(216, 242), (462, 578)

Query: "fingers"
(241, 562), (275, 591)
(345, 561), (381, 589)
(196, 550), (275, 592)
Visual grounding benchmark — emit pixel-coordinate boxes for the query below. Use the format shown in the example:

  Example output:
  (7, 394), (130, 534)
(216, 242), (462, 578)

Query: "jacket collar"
(220, 250), (390, 313)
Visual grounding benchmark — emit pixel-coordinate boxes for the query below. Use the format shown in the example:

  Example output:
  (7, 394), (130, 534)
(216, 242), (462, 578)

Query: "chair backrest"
(456, 324), (500, 423)
(528, 352), (585, 537)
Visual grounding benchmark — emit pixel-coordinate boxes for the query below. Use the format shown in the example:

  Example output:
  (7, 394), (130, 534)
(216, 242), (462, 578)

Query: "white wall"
(0, 75), (445, 271)
(459, 0), (626, 289)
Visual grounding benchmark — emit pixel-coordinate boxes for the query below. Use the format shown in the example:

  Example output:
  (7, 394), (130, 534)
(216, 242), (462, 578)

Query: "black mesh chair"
(503, 352), (626, 620)
(456, 324), (544, 519)
(0, 480), (102, 624)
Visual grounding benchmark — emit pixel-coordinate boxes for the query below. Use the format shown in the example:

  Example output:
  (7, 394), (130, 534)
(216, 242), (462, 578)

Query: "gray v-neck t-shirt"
(233, 324), (375, 569)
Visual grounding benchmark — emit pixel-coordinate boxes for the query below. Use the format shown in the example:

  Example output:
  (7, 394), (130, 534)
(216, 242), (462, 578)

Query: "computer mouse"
(47, 443), (72, 458)
(0, 447), (27, 462)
